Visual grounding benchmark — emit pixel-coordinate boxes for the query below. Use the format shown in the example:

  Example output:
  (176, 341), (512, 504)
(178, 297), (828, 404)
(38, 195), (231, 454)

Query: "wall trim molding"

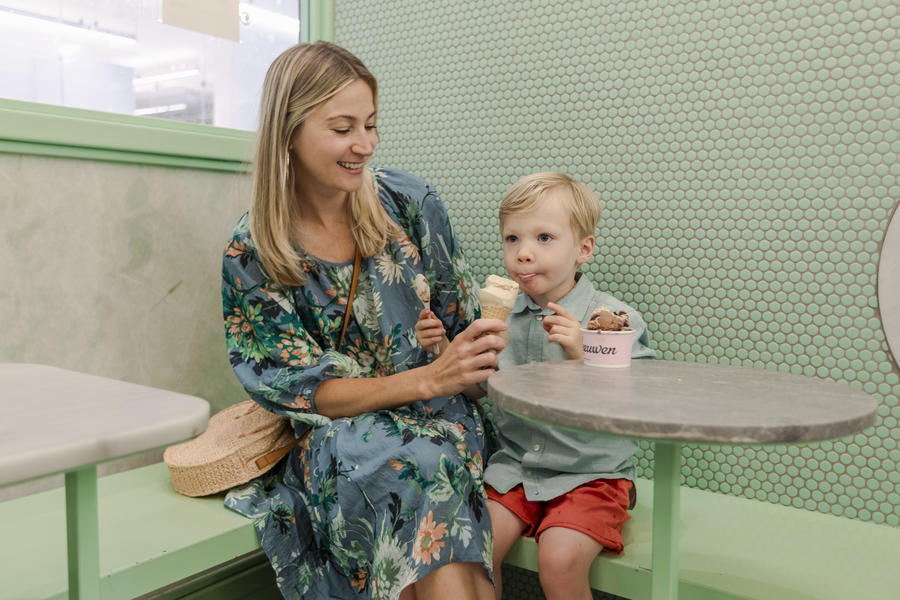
(0, 98), (253, 172)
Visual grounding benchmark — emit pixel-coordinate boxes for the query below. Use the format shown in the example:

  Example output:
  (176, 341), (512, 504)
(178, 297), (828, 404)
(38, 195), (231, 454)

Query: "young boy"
(416, 172), (654, 600)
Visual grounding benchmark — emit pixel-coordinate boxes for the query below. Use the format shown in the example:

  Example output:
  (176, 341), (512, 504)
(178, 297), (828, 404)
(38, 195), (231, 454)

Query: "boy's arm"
(414, 308), (450, 354)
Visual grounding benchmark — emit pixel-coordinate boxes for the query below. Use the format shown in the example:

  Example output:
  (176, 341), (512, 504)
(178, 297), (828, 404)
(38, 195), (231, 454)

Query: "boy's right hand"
(415, 308), (448, 353)
(544, 302), (584, 360)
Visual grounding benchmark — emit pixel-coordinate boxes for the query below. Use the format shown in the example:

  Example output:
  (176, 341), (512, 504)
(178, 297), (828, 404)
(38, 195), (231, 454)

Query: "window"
(0, 0), (302, 131)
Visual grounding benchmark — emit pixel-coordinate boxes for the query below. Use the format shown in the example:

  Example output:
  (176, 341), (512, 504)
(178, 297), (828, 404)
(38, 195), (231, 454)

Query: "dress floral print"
(221, 168), (489, 599)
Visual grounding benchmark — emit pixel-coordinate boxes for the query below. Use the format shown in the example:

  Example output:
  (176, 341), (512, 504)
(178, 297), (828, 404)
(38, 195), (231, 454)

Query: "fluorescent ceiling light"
(134, 103), (187, 116)
(0, 6), (136, 47)
(134, 68), (200, 86)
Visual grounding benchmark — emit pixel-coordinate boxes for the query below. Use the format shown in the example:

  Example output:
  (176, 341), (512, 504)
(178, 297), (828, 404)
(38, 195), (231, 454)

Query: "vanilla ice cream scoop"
(478, 275), (519, 311)
(414, 274), (430, 306)
(478, 275), (518, 343)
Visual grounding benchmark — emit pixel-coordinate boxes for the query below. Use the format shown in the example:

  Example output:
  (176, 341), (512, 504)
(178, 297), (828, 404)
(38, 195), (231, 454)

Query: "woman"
(221, 41), (504, 600)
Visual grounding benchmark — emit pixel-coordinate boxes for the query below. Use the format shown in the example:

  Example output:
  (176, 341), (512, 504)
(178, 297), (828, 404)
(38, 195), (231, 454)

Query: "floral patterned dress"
(221, 168), (490, 600)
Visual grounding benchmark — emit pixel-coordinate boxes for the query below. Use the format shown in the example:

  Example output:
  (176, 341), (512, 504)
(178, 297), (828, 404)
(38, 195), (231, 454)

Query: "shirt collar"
(511, 272), (593, 315)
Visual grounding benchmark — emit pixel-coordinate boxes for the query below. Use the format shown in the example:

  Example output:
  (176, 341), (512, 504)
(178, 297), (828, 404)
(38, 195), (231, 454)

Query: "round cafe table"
(487, 359), (877, 600)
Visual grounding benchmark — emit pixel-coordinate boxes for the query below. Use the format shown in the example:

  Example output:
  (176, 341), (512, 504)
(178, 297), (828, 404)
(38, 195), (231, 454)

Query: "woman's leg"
(535, 527), (603, 600)
(414, 561), (494, 600)
(487, 499), (528, 600)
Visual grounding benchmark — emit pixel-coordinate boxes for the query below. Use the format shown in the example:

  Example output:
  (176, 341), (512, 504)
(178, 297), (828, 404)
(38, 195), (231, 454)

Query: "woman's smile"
(338, 160), (366, 172)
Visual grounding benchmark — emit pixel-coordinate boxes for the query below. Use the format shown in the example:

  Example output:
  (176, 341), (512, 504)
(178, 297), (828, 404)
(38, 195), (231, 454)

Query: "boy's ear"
(576, 235), (595, 265)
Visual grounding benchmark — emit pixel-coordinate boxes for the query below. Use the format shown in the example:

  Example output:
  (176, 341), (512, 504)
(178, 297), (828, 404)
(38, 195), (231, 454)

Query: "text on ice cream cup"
(581, 328), (634, 368)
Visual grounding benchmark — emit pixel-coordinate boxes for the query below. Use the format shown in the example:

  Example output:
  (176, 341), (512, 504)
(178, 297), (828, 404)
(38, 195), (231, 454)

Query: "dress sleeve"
(221, 233), (362, 428)
(416, 187), (481, 339)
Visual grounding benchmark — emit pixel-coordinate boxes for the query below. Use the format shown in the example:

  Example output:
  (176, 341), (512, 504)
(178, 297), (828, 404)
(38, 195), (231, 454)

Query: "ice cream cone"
(414, 274), (440, 355)
(480, 305), (511, 321)
(478, 275), (518, 343)
(479, 304), (511, 342)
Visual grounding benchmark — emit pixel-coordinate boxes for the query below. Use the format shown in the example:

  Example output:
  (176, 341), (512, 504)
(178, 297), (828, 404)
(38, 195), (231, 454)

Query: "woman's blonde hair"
(499, 172), (602, 240)
(250, 41), (400, 287)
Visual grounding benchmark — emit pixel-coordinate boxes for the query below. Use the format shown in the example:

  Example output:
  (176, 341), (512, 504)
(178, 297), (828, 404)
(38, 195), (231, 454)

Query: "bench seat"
(0, 463), (266, 600)
(506, 478), (900, 600)
(1, 463), (897, 599)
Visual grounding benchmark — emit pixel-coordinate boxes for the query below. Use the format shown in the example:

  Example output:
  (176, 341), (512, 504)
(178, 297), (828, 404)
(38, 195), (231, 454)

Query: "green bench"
(0, 463), (276, 600)
(2, 462), (897, 599)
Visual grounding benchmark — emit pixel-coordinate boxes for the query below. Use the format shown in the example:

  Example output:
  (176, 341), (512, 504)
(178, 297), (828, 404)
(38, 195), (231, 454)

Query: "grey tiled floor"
(501, 564), (628, 600)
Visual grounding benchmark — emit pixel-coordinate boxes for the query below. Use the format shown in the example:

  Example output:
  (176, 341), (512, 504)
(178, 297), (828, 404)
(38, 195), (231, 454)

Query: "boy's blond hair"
(498, 172), (602, 240)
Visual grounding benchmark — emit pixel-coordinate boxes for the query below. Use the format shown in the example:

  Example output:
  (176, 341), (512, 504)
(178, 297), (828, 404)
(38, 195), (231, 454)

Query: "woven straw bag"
(164, 400), (295, 497)
(166, 248), (363, 496)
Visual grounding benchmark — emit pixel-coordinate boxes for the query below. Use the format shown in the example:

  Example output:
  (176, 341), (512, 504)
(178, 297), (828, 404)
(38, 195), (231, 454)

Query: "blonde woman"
(222, 42), (504, 600)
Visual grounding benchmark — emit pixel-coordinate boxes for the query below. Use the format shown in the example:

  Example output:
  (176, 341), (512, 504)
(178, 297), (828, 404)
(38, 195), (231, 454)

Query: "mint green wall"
(338, 0), (899, 525)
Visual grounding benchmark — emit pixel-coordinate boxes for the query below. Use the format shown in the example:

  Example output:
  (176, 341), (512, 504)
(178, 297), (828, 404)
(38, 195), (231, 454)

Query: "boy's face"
(501, 188), (595, 309)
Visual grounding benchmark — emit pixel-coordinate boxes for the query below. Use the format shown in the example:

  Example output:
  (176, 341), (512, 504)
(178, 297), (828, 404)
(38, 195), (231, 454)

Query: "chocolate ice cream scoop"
(586, 307), (629, 331)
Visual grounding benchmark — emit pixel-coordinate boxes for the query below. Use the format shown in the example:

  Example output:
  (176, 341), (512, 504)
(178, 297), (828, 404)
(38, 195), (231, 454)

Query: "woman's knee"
(416, 561), (493, 600)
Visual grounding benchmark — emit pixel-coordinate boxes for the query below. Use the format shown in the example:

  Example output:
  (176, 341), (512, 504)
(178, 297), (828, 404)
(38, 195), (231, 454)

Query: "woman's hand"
(415, 308), (448, 354)
(423, 318), (508, 398)
(543, 302), (583, 359)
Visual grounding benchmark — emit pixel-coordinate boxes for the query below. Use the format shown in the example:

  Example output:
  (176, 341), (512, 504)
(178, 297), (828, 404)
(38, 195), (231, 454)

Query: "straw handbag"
(164, 250), (362, 496)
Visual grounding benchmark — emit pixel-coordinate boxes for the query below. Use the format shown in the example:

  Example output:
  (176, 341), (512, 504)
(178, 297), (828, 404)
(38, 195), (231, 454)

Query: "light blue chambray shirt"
(484, 273), (656, 501)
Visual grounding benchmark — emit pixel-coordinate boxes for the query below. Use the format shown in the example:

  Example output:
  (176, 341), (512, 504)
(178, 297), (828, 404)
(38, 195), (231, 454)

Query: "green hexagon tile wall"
(337, 0), (900, 526)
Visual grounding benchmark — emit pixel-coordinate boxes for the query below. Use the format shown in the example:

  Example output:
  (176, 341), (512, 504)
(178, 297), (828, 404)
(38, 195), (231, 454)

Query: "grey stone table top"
(487, 360), (877, 444)
(0, 363), (210, 486)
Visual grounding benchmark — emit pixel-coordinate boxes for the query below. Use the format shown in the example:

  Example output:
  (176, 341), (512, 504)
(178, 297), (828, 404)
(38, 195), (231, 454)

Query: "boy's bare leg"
(487, 499), (528, 600)
(414, 561), (494, 600)
(536, 526), (604, 600)
(399, 584), (418, 600)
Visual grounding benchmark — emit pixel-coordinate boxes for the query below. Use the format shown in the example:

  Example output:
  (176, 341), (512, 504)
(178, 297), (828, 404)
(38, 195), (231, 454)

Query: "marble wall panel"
(1, 154), (250, 413)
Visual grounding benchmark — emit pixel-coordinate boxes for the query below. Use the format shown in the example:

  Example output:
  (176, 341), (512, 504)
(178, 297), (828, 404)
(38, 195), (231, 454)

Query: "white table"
(0, 363), (210, 600)
(487, 359), (877, 600)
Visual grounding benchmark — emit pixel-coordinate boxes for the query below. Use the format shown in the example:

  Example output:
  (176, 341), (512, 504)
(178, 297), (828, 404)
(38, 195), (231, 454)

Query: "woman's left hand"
(543, 302), (583, 359)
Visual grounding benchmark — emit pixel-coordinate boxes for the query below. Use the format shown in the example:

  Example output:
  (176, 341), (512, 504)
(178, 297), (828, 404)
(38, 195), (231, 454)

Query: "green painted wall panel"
(337, 0), (900, 526)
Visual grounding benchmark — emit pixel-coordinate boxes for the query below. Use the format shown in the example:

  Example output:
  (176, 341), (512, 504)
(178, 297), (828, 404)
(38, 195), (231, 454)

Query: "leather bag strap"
(338, 248), (362, 351)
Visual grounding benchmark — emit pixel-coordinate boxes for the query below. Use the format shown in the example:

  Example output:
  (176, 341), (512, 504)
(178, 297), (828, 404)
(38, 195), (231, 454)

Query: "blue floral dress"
(221, 168), (491, 599)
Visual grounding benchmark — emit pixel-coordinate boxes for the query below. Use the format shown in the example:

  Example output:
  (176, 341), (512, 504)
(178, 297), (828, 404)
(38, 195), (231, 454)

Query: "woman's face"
(290, 79), (377, 203)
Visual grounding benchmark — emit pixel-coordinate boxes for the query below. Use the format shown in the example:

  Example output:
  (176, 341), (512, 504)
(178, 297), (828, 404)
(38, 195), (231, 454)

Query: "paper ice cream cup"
(581, 328), (634, 367)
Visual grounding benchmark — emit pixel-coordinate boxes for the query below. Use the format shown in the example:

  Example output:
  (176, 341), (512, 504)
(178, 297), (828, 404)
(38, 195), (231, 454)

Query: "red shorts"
(486, 479), (634, 553)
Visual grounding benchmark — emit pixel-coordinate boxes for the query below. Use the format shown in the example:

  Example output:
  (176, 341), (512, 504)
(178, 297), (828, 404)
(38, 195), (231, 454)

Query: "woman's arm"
(224, 217), (506, 422)
(315, 317), (506, 418)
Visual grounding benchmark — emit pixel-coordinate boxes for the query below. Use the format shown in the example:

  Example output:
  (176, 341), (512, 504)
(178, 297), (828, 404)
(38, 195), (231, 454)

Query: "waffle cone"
(479, 304), (511, 342)
(481, 305), (511, 321)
